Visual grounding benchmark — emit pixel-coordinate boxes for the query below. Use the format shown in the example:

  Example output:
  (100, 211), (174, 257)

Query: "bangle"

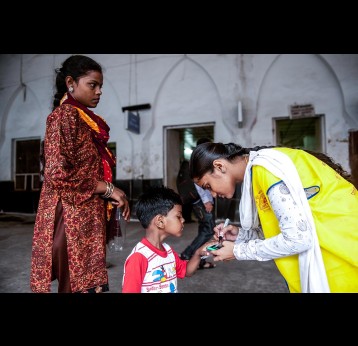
(103, 182), (114, 198)
(101, 181), (110, 198)
(101, 181), (114, 199)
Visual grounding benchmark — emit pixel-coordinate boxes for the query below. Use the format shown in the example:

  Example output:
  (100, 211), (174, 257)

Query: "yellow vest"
(251, 148), (358, 292)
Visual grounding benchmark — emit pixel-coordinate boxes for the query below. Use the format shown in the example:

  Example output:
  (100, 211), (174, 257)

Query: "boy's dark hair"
(53, 55), (103, 110)
(135, 185), (182, 229)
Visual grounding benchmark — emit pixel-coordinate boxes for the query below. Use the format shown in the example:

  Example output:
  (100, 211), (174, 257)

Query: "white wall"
(1, 54), (357, 181)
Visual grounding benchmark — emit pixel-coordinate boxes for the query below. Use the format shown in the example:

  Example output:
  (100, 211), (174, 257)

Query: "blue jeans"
(181, 199), (215, 259)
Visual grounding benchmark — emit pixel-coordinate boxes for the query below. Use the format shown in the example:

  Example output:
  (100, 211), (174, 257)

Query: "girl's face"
(68, 70), (103, 108)
(194, 159), (242, 199)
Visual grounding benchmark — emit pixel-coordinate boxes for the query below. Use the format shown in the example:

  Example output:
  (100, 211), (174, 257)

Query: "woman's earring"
(68, 86), (74, 93)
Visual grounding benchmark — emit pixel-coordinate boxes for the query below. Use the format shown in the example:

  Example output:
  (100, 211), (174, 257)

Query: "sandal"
(198, 259), (216, 270)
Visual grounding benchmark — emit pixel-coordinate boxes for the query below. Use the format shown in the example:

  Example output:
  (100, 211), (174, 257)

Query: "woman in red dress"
(30, 55), (130, 293)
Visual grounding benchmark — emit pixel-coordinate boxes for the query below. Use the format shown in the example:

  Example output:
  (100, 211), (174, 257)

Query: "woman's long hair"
(189, 142), (352, 183)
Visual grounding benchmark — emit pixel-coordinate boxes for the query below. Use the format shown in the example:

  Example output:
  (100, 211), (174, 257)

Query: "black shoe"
(180, 254), (190, 261)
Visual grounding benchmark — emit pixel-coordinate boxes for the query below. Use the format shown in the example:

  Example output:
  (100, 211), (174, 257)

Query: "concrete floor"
(0, 212), (289, 293)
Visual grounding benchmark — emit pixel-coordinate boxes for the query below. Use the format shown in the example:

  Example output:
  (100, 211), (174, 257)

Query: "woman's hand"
(210, 241), (236, 262)
(110, 187), (131, 221)
(213, 222), (239, 242)
(96, 181), (131, 221)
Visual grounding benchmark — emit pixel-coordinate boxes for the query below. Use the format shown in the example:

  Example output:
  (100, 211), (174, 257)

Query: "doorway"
(164, 123), (214, 222)
(164, 124), (244, 223)
(164, 123), (214, 192)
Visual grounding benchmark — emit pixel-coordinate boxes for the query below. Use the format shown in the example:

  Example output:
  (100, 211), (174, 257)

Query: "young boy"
(122, 186), (217, 293)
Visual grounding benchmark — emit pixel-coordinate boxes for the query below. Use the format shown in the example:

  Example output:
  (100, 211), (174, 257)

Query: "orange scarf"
(61, 93), (115, 180)
(60, 93), (115, 220)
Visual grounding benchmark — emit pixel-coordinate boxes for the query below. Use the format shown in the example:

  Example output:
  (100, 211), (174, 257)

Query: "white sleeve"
(233, 181), (313, 261)
(234, 227), (264, 242)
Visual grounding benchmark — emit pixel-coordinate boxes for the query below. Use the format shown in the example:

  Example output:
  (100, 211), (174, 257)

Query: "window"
(13, 139), (117, 190)
(274, 115), (324, 152)
(13, 138), (41, 191)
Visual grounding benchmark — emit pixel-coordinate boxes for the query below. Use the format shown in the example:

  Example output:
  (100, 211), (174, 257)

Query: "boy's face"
(164, 205), (185, 237)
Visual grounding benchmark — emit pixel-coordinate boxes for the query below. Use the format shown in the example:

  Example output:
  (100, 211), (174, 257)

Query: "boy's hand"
(198, 240), (219, 258)
(210, 241), (236, 262)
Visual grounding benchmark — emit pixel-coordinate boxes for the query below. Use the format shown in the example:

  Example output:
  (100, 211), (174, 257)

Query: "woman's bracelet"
(101, 181), (115, 199)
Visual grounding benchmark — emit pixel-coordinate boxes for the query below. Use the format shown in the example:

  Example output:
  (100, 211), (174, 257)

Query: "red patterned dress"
(30, 104), (109, 293)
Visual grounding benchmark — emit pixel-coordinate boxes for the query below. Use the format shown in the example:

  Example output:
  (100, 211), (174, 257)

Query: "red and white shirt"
(122, 237), (187, 293)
